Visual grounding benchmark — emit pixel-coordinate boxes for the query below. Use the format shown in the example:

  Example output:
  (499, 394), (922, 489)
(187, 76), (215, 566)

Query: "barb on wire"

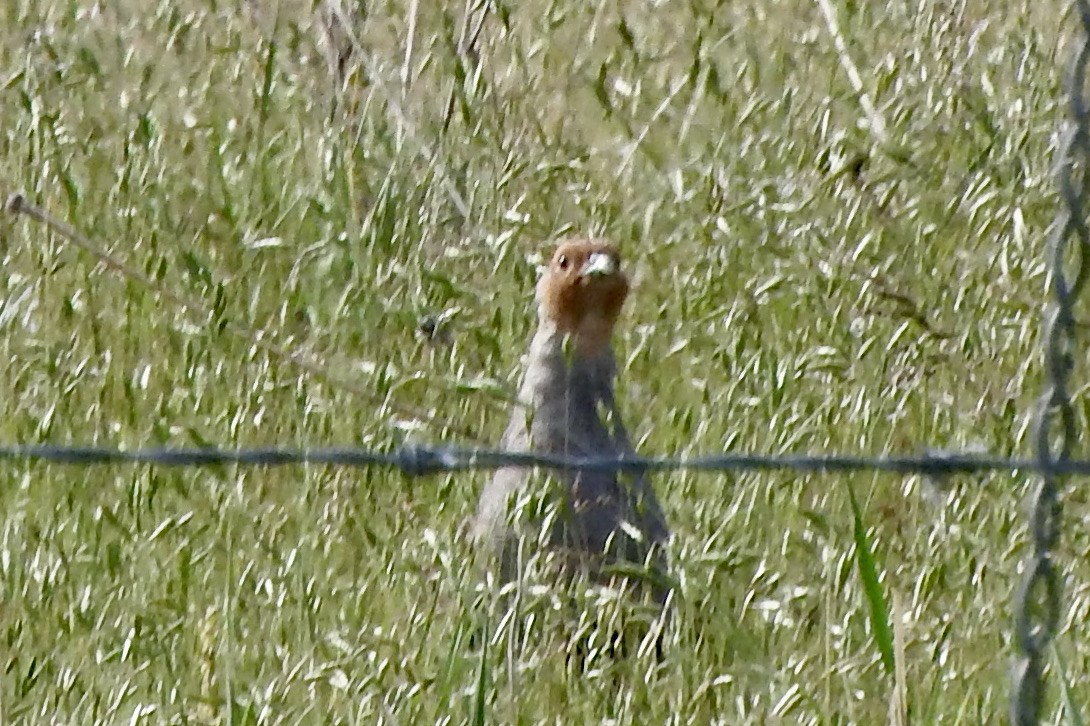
(2, 442), (1090, 479)
(1011, 1), (1090, 723)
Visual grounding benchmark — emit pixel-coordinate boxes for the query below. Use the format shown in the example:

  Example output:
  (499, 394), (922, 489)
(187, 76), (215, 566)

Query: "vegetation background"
(0, 0), (1085, 721)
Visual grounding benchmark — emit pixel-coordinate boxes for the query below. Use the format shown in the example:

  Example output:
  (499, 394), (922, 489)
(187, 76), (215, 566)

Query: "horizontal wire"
(0, 443), (1083, 478)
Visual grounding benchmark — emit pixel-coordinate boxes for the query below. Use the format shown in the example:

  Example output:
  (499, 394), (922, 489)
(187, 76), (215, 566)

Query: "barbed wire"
(2, 442), (1090, 478)
(1010, 1), (1090, 722)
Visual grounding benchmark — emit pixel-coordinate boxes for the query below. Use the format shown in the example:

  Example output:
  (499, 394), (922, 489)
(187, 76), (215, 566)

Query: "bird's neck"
(512, 319), (623, 455)
(530, 319), (616, 375)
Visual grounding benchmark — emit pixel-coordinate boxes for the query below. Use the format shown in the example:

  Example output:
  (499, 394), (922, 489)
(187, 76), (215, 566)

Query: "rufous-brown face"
(536, 239), (629, 354)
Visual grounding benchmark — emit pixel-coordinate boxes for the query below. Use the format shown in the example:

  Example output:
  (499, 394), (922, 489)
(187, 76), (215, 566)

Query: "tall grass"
(0, 0), (1085, 721)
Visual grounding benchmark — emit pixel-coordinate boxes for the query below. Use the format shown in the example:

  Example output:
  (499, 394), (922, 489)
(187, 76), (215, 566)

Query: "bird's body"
(472, 239), (671, 606)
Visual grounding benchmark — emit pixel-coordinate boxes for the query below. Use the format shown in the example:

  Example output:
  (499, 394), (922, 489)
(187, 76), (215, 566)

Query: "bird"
(471, 238), (672, 609)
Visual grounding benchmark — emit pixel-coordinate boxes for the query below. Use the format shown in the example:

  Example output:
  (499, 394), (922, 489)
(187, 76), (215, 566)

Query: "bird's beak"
(580, 252), (617, 278)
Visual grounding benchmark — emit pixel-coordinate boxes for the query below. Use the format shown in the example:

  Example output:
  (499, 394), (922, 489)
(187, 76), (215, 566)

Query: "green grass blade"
(1052, 641), (1086, 726)
(846, 480), (895, 675)
(472, 618), (490, 726)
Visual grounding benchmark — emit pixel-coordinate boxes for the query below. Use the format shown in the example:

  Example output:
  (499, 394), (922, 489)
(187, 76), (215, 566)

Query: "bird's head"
(536, 239), (629, 356)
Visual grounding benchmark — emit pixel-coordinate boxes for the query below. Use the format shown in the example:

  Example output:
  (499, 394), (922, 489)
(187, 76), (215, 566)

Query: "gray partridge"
(472, 239), (672, 606)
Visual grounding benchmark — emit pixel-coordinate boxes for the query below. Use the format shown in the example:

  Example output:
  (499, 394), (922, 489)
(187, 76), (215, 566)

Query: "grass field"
(1, 0), (1087, 722)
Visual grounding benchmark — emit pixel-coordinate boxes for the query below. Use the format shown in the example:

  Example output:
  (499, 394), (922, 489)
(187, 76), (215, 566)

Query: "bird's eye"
(557, 254), (569, 270)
